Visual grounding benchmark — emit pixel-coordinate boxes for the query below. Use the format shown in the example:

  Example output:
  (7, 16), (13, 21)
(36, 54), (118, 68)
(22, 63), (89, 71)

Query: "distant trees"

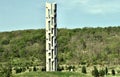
(0, 62), (12, 77)
(0, 27), (120, 71)
(80, 39), (86, 50)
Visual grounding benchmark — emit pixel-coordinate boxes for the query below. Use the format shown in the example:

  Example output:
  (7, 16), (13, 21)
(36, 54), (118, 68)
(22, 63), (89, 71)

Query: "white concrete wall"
(46, 2), (57, 71)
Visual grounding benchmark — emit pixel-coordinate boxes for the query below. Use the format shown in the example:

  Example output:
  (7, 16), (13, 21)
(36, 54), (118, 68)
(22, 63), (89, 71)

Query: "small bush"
(27, 66), (29, 69)
(111, 69), (115, 75)
(67, 66), (72, 71)
(29, 68), (32, 72)
(99, 69), (105, 77)
(92, 66), (99, 77)
(67, 65), (75, 71)
(33, 66), (37, 71)
(81, 61), (86, 65)
(1, 64), (12, 77)
(117, 70), (120, 74)
(58, 66), (64, 71)
(22, 67), (26, 72)
(105, 67), (108, 75)
(41, 67), (46, 71)
(15, 67), (22, 73)
(57, 65), (62, 71)
(82, 66), (87, 74)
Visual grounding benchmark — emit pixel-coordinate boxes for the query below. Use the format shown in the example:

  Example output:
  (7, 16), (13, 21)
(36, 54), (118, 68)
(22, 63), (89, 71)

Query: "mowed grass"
(13, 71), (120, 77)
(14, 71), (92, 77)
(106, 74), (120, 77)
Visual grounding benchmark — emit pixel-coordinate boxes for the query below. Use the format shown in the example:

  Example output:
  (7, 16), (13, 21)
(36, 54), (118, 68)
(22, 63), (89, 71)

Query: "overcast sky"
(0, 0), (120, 32)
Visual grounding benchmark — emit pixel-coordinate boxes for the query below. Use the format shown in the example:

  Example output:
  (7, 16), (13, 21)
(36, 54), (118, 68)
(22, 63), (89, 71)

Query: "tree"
(0, 62), (12, 77)
(80, 39), (86, 50)
(112, 69), (115, 76)
(99, 69), (105, 77)
(105, 67), (108, 75)
(92, 66), (99, 77)
(82, 66), (87, 74)
(33, 66), (37, 71)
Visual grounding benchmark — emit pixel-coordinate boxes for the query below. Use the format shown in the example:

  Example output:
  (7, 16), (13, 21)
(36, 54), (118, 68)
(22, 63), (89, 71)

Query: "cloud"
(58, 0), (120, 14)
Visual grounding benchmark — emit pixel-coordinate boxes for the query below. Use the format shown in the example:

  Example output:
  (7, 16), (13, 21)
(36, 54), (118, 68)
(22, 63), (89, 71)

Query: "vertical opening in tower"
(49, 58), (51, 71)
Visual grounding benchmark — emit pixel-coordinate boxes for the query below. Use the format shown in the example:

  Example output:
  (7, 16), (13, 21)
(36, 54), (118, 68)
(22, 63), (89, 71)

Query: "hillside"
(0, 27), (120, 67)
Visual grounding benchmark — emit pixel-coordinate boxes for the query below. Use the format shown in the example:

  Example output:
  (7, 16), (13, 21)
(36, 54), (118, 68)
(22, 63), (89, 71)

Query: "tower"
(46, 2), (57, 71)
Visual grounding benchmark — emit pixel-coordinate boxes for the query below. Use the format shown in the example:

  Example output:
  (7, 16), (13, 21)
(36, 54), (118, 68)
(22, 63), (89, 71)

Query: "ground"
(13, 71), (120, 77)
(14, 71), (92, 77)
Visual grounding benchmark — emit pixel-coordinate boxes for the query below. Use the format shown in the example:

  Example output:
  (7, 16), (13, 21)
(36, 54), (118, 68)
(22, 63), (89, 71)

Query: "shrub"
(99, 69), (105, 77)
(92, 66), (99, 77)
(15, 67), (22, 73)
(81, 61), (86, 65)
(67, 66), (72, 71)
(67, 65), (75, 71)
(29, 68), (32, 72)
(22, 67), (26, 72)
(105, 67), (108, 75)
(33, 66), (37, 71)
(41, 67), (46, 71)
(82, 66), (87, 74)
(117, 70), (120, 74)
(1, 64), (12, 77)
(27, 66), (29, 69)
(111, 69), (115, 75)
(57, 66), (64, 71)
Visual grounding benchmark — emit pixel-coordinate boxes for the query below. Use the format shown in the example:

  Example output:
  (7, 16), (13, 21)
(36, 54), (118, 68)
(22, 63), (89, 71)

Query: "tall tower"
(46, 2), (57, 71)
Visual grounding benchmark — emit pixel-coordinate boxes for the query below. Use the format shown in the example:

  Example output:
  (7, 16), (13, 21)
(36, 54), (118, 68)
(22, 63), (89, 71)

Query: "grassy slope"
(14, 71), (120, 77)
(14, 71), (92, 77)
(0, 27), (120, 66)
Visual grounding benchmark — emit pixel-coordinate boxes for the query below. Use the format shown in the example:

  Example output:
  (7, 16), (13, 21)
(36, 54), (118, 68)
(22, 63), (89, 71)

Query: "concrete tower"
(46, 2), (57, 71)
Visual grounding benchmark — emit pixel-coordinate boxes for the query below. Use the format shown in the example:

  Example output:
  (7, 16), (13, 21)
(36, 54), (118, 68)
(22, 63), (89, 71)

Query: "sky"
(0, 0), (120, 32)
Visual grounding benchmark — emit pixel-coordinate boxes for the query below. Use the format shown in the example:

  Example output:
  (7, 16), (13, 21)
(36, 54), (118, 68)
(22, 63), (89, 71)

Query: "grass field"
(14, 71), (92, 77)
(13, 71), (120, 77)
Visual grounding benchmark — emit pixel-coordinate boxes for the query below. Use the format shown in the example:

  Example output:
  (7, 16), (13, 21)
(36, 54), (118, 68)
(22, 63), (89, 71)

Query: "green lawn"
(14, 71), (92, 77)
(106, 74), (120, 77)
(13, 71), (120, 77)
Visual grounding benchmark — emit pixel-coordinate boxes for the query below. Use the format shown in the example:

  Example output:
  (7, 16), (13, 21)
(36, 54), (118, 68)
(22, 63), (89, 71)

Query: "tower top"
(46, 2), (56, 4)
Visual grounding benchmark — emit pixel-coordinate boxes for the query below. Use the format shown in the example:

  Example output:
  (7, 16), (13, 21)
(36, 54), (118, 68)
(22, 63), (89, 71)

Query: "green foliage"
(57, 65), (64, 71)
(92, 66), (99, 77)
(99, 69), (105, 77)
(0, 62), (12, 77)
(29, 68), (32, 72)
(112, 69), (115, 75)
(33, 66), (37, 71)
(15, 67), (22, 73)
(1, 39), (10, 45)
(80, 39), (86, 50)
(0, 27), (120, 69)
(41, 66), (46, 71)
(117, 70), (120, 74)
(82, 66), (87, 74)
(105, 67), (108, 75)
(66, 65), (75, 71)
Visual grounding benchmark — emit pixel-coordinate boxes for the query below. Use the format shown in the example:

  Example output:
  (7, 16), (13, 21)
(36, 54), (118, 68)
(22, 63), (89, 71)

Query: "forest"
(0, 26), (120, 76)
